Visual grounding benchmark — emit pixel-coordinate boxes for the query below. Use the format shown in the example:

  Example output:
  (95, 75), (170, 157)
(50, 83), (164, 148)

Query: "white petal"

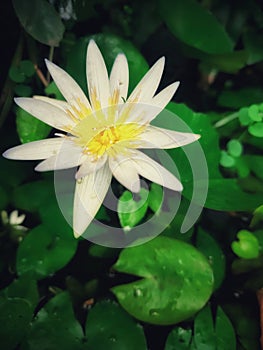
(151, 82), (179, 108)
(3, 138), (64, 160)
(86, 40), (110, 109)
(110, 54), (129, 104)
(126, 57), (165, 103)
(73, 163), (112, 237)
(35, 140), (84, 171)
(33, 95), (69, 111)
(75, 154), (107, 179)
(131, 150), (183, 191)
(45, 59), (91, 109)
(109, 155), (140, 193)
(139, 126), (200, 149)
(14, 98), (75, 131)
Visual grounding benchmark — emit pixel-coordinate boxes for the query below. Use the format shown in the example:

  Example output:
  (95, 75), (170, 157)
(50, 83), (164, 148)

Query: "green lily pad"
(16, 225), (78, 279)
(27, 292), (84, 350)
(248, 122), (263, 137)
(85, 300), (147, 349)
(0, 297), (32, 349)
(227, 139), (243, 158)
(111, 236), (213, 325)
(165, 327), (192, 349)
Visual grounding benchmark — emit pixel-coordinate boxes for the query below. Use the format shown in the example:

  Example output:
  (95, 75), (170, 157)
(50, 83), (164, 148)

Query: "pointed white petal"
(109, 155), (140, 193)
(110, 54), (129, 104)
(73, 163), (112, 237)
(33, 95), (69, 111)
(35, 140), (84, 171)
(14, 98), (75, 131)
(151, 81), (180, 109)
(75, 154), (107, 179)
(86, 40), (110, 109)
(131, 150), (183, 191)
(45, 59), (91, 109)
(139, 125), (200, 149)
(3, 138), (64, 160)
(127, 57), (165, 103)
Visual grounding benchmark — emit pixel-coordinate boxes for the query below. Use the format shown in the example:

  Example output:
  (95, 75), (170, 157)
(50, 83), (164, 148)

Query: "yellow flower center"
(83, 123), (146, 159)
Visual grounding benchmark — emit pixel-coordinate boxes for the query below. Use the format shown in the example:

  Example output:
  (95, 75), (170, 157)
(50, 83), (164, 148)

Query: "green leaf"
(16, 225), (77, 279)
(12, 0), (65, 46)
(14, 84), (33, 97)
(243, 155), (263, 180)
(45, 81), (65, 100)
(218, 88), (263, 109)
(248, 122), (263, 137)
(117, 188), (148, 230)
(16, 107), (51, 143)
(66, 33), (149, 95)
(165, 103), (221, 180)
(85, 300), (147, 350)
(194, 305), (216, 350)
(201, 50), (248, 73)
(248, 105), (261, 122)
(148, 183), (163, 213)
(215, 307), (236, 350)
(232, 230), (259, 259)
(227, 139), (243, 157)
(220, 151), (235, 168)
(28, 292), (84, 350)
(0, 186), (8, 210)
(111, 236), (213, 325)
(239, 108), (251, 126)
(165, 327), (192, 350)
(3, 274), (39, 311)
(159, 0), (233, 54)
(0, 297), (32, 349)
(9, 66), (26, 83)
(196, 228), (226, 290)
(184, 178), (263, 211)
(243, 29), (263, 64)
(13, 180), (55, 212)
(20, 60), (35, 77)
(250, 205), (263, 228)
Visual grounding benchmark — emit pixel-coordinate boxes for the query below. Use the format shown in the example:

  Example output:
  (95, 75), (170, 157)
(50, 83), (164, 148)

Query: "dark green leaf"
(194, 305), (216, 350)
(196, 228), (226, 290)
(14, 84), (33, 97)
(165, 327), (192, 350)
(20, 60), (35, 77)
(218, 88), (263, 109)
(85, 300), (147, 350)
(0, 297), (32, 349)
(28, 292), (84, 350)
(13, 180), (55, 212)
(0, 186), (8, 210)
(16, 107), (51, 144)
(16, 225), (77, 279)
(215, 307), (236, 350)
(243, 29), (263, 64)
(159, 0), (233, 54)
(244, 155), (263, 181)
(12, 0), (65, 46)
(184, 179), (263, 211)
(111, 236), (213, 325)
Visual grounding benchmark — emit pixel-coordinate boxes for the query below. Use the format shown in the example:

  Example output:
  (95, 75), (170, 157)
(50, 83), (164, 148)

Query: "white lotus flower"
(3, 40), (200, 238)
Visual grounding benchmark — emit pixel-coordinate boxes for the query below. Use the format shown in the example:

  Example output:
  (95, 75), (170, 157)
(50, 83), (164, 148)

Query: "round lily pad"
(111, 236), (214, 325)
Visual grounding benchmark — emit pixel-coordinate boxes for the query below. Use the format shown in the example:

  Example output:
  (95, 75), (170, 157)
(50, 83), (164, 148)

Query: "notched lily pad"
(111, 236), (214, 325)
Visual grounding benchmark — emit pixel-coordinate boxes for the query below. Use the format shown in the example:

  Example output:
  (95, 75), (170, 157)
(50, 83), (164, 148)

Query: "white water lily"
(3, 40), (200, 238)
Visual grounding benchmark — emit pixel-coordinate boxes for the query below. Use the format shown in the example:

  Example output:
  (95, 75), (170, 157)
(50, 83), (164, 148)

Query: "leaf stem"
(214, 112), (239, 128)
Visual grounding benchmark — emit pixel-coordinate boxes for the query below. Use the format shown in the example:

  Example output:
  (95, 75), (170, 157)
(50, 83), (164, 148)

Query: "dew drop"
(109, 336), (117, 342)
(133, 288), (143, 297)
(149, 309), (160, 317)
